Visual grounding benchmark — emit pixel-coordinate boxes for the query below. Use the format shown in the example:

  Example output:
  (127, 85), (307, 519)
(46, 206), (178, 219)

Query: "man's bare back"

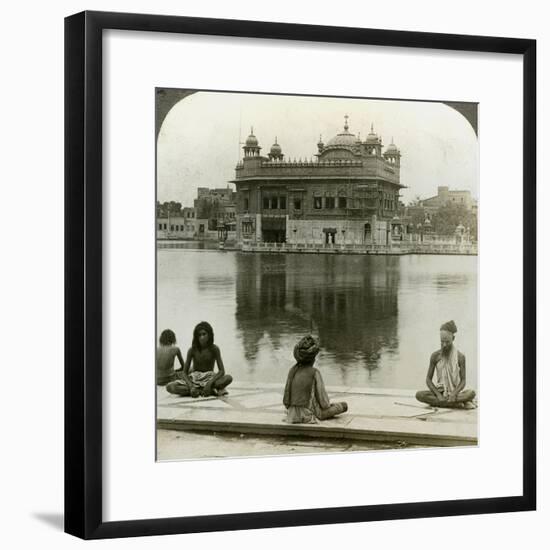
(156, 345), (184, 385)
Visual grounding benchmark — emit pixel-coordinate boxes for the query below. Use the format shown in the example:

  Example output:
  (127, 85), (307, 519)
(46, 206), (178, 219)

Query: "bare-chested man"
(416, 320), (476, 409)
(156, 329), (185, 386)
(166, 321), (233, 397)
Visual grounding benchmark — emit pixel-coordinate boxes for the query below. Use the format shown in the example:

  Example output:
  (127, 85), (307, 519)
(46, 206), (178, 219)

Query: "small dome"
(366, 123), (380, 143)
(245, 127), (259, 147)
(386, 138), (399, 153)
(317, 135), (325, 153)
(270, 138), (282, 155)
(246, 133), (259, 147)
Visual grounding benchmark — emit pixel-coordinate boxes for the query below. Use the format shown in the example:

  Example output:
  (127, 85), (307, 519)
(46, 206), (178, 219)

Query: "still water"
(157, 244), (478, 390)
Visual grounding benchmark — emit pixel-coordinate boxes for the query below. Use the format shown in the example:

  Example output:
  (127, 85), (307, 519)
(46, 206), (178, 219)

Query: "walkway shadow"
(33, 512), (64, 531)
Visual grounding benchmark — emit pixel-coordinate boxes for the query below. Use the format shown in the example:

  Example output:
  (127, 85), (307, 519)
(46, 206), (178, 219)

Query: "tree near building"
(156, 201), (183, 217)
(407, 205), (428, 228)
(196, 198), (220, 220)
(432, 203), (478, 240)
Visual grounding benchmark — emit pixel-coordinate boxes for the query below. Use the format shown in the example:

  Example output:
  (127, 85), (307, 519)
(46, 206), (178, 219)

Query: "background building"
(403, 185), (478, 242)
(194, 186), (237, 233)
(156, 216), (196, 240)
(419, 185), (477, 213)
(156, 186), (239, 241)
(232, 117), (406, 246)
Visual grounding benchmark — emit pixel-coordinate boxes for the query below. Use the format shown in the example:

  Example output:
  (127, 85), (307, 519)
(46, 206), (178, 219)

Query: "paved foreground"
(157, 429), (421, 461)
(157, 382), (477, 458)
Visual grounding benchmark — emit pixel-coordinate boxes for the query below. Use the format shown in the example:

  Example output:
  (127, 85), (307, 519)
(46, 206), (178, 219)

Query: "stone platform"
(157, 382), (478, 448)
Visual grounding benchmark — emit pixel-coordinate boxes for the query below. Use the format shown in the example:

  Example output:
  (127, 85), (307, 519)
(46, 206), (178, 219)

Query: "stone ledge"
(157, 384), (478, 448)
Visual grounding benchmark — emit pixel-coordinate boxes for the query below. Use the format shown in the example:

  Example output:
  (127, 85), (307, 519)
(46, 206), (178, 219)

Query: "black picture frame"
(65, 10), (536, 540)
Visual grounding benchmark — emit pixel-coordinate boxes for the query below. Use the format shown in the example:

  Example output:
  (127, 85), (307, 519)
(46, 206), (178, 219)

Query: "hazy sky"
(157, 91), (479, 207)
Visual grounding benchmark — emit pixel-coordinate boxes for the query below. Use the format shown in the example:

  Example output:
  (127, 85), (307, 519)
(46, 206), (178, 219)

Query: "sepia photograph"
(155, 89), (479, 461)
(58, 5), (536, 541)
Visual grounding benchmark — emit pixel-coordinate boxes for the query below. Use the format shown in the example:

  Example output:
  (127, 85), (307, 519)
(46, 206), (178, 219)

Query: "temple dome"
(386, 138), (399, 153)
(326, 131), (357, 147)
(366, 124), (380, 143)
(245, 132), (259, 147)
(326, 116), (356, 148)
(270, 138), (282, 155)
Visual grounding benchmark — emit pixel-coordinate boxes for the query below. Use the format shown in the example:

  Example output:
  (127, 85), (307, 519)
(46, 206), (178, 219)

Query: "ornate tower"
(268, 137), (284, 160)
(317, 134), (325, 154)
(243, 127), (261, 158)
(383, 137), (401, 166)
(365, 123), (383, 156)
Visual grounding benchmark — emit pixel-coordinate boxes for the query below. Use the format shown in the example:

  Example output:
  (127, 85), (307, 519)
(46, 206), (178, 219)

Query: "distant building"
(157, 206), (196, 239)
(194, 186), (237, 232)
(196, 187), (234, 202)
(420, 186), (477, 213)
(182, 206), (196, 220)
(231, 117), (406, 246)
(157, 216), (190, 239)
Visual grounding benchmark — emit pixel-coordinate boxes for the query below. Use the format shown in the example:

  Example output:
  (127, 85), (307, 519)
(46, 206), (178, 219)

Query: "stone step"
(157, 384), (478, 448)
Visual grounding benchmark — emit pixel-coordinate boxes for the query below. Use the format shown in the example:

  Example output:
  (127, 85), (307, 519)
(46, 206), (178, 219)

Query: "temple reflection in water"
(157, 245), (477, 389)
(235, 253), (400, 381)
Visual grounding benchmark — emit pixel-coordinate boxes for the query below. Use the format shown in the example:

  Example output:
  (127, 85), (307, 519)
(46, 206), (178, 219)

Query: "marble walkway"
(157, 382), (478, 448)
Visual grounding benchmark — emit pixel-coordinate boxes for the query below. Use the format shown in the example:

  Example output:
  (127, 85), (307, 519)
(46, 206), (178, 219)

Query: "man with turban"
(416, 321), (476, 408)
(283, 335), (348, 423)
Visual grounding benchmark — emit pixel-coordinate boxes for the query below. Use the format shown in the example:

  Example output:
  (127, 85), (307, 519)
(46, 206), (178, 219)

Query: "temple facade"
(231, 116), (406, 246)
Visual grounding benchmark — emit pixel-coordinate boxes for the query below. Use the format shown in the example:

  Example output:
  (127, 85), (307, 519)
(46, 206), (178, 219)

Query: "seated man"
(283, 335), (348, 423)
(166, 321), (233, 397)
(156, 329), (185, 386)
(416, 320), (476, 409)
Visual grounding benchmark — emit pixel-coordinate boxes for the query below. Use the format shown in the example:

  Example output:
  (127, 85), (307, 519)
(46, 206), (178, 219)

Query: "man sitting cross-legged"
(416, 320), (476, 409)
(166, 321), (233, 398)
